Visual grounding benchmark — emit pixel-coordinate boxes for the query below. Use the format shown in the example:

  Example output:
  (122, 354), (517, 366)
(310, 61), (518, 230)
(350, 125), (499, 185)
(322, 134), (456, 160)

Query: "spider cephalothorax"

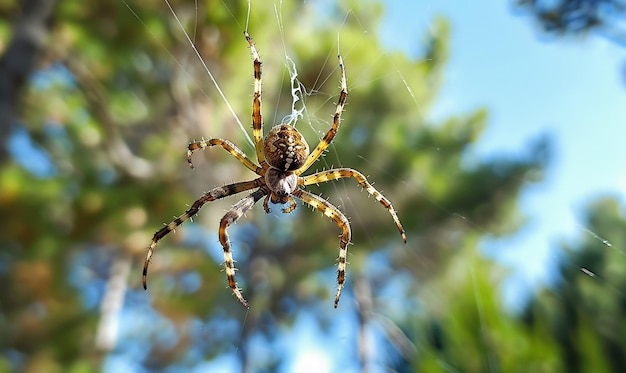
(143, 31), (406, 308)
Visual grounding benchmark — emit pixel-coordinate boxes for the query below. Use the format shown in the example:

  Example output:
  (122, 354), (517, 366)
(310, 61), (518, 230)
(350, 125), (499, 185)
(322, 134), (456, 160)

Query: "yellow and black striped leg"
(293, 189), (351, 308)
(296, 54), (348, 175)
(244, 31), (266, 166)
(187, 138), (261, 174)
(302, 169), (406, 243)
(143, 179), (262, 291)
(219, 188), (267, 308)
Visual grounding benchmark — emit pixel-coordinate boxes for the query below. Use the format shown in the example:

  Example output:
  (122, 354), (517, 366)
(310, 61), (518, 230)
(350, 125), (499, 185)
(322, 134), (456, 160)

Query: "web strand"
(162, 0), (254, 147)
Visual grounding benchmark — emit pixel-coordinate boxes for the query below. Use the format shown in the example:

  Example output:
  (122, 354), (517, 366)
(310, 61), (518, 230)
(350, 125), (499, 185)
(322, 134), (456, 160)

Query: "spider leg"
(262, 194), (271, 213)
(302, 169), (407, 243)
(292, 189), (351, 308)
(244, 31), (267, 166)
(187, 138), (261, 174)
(143, 179), (262, 291)
(219, 188), (267, 308)
(296, 54), (347, 175)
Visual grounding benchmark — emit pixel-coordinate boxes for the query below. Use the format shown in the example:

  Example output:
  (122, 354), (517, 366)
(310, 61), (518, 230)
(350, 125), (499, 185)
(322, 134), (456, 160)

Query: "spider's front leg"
(244, 31), (266, 166)
(218, 188), (266, 308)
(296, 54), (347, 175)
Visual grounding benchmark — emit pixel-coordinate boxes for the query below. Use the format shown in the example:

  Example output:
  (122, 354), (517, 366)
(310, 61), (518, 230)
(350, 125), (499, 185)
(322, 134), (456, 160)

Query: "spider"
(143, 31), (406, 308)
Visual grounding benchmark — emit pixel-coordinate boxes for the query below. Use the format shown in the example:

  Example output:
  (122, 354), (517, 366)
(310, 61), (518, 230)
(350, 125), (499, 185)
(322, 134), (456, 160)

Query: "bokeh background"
(1, 0), (626, 372)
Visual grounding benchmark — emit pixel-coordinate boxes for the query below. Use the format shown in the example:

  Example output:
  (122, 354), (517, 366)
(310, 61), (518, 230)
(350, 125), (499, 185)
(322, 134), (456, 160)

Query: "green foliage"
(522, 196), (626, 373)
(515, 0), (626, 46)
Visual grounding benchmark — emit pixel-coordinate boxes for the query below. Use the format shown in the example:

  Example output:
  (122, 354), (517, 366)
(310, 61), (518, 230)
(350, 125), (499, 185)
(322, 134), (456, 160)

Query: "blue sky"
(381, 0), (626, 307)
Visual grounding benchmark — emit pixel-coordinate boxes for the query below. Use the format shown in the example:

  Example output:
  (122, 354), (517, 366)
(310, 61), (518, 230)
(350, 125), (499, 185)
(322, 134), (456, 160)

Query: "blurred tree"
(0, 0), (550, 372)
(519, 196), (626, 373)
(0, 0), (57, 160)
(396, 250), (564, 373)
(514, 0), (626, 46)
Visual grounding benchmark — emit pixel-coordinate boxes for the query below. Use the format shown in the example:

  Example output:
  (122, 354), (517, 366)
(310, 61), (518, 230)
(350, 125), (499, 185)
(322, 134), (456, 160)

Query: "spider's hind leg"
(142, 179), (262, 292)
(218, 188), (266, 308)
(292, 189), (351, 308)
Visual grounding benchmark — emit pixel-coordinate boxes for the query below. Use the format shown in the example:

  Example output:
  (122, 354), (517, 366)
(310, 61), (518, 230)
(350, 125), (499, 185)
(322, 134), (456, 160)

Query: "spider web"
(100, 0), (626, 371)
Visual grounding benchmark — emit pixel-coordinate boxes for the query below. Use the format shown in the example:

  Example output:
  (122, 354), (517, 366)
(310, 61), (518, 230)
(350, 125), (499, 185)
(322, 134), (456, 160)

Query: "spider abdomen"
(263, 124), (310, 171)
